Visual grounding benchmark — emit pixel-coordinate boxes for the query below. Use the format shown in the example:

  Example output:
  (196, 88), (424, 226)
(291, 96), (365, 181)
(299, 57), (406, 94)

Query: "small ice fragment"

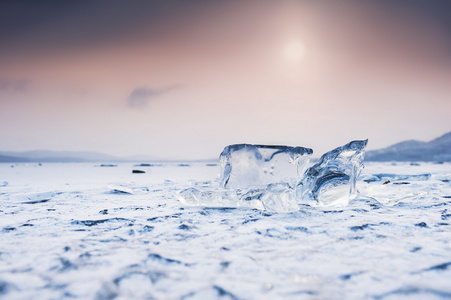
(298, 139), (368, 205)
(1, 181), (8, 187)
(16, 191), (58, 203)
(220, 144), (313, 189)
(364, 173), (430, 182)
(99, 164), (117, 167)
(177, 188), (201, 205)
(108, 185), (134, 194)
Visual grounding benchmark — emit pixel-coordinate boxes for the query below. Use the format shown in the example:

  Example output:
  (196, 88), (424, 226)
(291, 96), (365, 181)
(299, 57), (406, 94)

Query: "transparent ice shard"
(107, 184), (150, 195)
(220, 144), (313, 189)
(298, 140), (368, 205)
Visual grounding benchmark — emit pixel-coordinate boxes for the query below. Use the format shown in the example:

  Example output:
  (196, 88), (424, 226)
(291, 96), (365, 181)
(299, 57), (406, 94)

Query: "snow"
(0, 162), (450, 299)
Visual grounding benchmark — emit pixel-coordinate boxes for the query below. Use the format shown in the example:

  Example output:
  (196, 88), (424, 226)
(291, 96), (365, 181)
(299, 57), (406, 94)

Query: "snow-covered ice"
(1, 161), (451, 299)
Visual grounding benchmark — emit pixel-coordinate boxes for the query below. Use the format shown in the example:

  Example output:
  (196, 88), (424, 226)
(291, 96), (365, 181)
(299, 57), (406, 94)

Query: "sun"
(283, 40), (306, 63)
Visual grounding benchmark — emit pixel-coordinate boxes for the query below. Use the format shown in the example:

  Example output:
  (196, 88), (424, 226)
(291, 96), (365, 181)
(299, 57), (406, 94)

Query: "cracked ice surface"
(1, 162), (451, 299)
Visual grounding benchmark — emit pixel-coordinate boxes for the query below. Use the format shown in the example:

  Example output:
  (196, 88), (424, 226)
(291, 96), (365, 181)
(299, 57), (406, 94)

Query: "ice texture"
(178, 183), (299, 212)
(298, 140), (368, 205)
(220, 144), (313, 189)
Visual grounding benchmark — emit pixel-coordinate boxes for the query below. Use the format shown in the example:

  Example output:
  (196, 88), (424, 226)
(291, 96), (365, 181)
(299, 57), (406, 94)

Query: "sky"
(1, 0), (450, 160)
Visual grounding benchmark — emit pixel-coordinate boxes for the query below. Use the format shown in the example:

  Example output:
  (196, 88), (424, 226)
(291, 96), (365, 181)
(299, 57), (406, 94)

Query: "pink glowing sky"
(1, 1), (450, 159)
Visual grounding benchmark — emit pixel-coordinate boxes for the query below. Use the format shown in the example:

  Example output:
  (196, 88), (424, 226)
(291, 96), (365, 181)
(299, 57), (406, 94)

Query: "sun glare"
(283, 40), (306, 63)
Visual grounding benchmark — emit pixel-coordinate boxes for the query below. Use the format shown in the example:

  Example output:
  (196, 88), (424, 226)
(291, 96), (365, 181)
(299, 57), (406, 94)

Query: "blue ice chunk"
(298, 140), (368, 205)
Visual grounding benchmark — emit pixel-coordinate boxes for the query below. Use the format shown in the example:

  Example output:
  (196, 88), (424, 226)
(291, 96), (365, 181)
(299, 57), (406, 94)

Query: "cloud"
(0, 1), (216, 58)
(127, 85), (181, 108)
(0, 78), (29, 92)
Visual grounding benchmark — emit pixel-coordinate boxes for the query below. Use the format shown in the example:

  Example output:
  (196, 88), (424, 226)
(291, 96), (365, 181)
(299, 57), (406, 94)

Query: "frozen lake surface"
(1, 162), (451, 299)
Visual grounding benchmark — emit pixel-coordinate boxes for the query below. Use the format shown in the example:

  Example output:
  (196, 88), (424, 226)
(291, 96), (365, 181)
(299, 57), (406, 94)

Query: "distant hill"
(365, 131), (451, 162)
(0, 150), (155, 163)
(0, 154), (30, 163)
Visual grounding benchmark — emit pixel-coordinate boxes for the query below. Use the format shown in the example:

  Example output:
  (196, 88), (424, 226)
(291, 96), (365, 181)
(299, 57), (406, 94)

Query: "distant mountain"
(0, 150), (155, 163)
(365, 131), (451, 162)
(0, 154), (30, 163)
